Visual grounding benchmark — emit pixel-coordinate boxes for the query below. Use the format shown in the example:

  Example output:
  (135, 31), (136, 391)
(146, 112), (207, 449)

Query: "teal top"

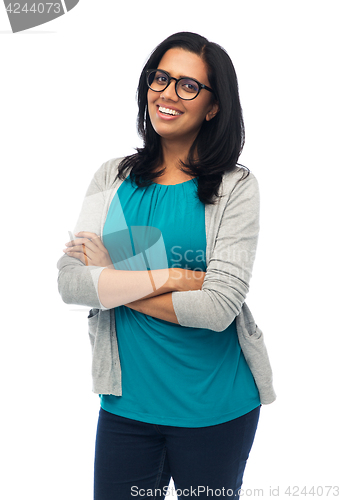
(100, 174), (260, 427)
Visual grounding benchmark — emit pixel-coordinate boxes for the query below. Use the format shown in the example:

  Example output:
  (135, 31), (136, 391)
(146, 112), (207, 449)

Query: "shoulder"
(92, 157), (126, 190)
(219, 166), (259, 204)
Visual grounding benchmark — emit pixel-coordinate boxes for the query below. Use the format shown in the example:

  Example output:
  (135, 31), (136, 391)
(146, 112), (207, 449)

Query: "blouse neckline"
(151, 177), (197, 187)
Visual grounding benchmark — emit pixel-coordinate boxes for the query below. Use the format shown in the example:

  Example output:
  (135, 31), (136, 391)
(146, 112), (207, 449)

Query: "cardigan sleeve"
(171, 171), (260, 332)
(56, 163), (110, 310)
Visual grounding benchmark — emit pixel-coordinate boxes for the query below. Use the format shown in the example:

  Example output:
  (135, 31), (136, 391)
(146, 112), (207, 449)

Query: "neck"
(159, 137), (196, 176)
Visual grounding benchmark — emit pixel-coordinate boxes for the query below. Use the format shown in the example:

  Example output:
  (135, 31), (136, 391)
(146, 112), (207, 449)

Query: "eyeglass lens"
(147, 70), (200, 99)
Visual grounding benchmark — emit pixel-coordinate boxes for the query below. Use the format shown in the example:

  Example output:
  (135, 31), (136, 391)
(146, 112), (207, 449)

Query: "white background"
(1, 1), (340, 499)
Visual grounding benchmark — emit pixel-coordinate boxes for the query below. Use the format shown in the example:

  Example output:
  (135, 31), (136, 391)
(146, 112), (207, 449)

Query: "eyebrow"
(158, 68), (197, 80)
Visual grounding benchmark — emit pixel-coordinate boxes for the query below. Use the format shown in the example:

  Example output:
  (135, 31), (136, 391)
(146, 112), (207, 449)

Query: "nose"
(160, 79), (179, 101)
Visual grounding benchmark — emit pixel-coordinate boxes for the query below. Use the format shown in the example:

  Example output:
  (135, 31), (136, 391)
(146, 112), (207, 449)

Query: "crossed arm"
(62, 230), (206, 324)
(58, 165), (259, 333)
(124, 292), (178, 324)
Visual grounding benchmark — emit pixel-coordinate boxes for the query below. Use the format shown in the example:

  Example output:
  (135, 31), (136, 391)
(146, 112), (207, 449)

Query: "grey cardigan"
(57, 158), (276, 405)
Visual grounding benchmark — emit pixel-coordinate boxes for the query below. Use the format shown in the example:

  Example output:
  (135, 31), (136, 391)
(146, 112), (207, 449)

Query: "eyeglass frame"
(146, 68), (215, 101)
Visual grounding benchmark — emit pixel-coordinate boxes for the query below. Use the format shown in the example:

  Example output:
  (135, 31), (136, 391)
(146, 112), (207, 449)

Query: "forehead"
(157, 48), (209, 84)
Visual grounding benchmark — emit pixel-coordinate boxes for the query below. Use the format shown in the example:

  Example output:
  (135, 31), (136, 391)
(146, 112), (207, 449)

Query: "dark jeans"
(94, 406), (260, 499)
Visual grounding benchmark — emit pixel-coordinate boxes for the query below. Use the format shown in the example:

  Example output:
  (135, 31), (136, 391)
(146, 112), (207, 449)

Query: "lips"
(158, 106), (182, 116)
(156, 105), (183, 120)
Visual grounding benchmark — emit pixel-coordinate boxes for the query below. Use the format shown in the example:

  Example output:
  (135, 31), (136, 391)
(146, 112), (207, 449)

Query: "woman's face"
(147, 48), (219, 147)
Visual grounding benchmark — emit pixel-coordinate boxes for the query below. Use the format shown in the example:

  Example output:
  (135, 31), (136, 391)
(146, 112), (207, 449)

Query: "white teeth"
(159, 106), (181, 116)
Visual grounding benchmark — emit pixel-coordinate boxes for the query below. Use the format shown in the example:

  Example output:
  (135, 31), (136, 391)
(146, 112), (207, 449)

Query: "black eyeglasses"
(146, 69), (215, 101)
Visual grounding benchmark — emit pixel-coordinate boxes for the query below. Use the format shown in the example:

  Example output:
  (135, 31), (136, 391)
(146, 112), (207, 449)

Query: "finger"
(65, 237), (98, 253)
(65, 236), (90, 247)
(76, 231), (103, 250)
(63, 243), (95, 256)
(73, 232), (108, 252)
(82, 243), (89, 266)
(63, 243), (95, 265)
(75, 231), (99, 241)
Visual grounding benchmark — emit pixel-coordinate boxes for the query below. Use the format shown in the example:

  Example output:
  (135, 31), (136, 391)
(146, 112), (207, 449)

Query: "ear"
(206, 101), (219, 121)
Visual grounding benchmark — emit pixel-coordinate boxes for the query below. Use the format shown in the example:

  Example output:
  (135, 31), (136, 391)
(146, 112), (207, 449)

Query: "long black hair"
(117, 31), (248, 205)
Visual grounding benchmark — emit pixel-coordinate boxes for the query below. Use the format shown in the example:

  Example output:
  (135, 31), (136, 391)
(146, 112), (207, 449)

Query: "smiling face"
(147, 48), (219, 149)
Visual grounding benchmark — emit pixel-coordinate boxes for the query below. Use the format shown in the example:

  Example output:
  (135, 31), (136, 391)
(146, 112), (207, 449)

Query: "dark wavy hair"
(117, 31), (248, 204)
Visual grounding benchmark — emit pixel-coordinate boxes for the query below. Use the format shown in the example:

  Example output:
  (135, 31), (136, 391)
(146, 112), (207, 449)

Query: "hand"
(63, 231), (113, 267)
(171, 268), (206, 292)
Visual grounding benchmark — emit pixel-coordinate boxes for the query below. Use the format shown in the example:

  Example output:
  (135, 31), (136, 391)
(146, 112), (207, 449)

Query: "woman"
(57, 32), (275, 499)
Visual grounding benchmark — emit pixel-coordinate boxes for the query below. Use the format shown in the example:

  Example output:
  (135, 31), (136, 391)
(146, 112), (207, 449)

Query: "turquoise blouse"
(100, 174), (260, 427)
